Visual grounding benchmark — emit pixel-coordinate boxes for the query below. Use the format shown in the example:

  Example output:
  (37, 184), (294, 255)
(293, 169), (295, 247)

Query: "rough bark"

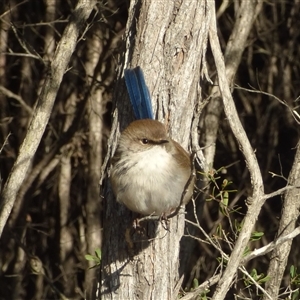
(100, 0), (210, 299)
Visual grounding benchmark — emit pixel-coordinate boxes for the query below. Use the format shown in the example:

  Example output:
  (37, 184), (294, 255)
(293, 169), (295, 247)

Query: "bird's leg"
(159, 212), (170, 231)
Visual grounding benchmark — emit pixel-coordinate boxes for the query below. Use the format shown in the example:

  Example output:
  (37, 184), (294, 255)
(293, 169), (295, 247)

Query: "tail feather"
(124, 67), (154, 120)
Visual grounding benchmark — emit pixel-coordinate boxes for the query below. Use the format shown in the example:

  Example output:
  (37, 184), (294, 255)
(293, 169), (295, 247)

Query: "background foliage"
(0, 0), (299, 299)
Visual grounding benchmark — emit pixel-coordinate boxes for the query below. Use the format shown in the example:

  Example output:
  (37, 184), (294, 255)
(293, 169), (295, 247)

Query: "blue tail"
(124, 67), (154, 120)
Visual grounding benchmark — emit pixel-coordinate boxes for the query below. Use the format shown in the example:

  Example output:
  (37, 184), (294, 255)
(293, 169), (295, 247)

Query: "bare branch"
(234, 84), (300, 124)
(0, 86), (33, 115)
(1, 52), (42, 60)
(0, 133), (11, 154)
(180, 274), (221, 300)
(262, 185), (300, 201)
(10, 24), (44, 63)
(242, 226), (300, 264)
(203, 0), (263, 166)
(208, 1), (266, 299)
(14, 19), (69, 28)
(0, 0), (29, 19)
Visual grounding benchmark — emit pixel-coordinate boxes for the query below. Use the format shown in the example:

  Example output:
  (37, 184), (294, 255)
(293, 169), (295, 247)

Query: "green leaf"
(85, 254), (96, 261)
(95, 248), (101, 260)
(257, 275), (270, 284)
(250, 268), (258, 279)
(243, 246), (251, 257)
(250, 231), (264, 241)
(192, 278), (199, 289)
(292, 289), (299, 300)
(222, 191), (229, 206)
(290, 265), (296, 278)
(215, 223), (223, 237)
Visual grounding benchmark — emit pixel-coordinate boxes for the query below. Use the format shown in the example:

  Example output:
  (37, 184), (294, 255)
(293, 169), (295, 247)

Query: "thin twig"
(186, 203), (272, 300)
(242, 226), (300, 264)
(0, 0), (29, 19)
(180, 274), (221, 300)
(0, 133), (11, 154)
(10, 23), (44, 63)
(0, 86), (33, 115)
(234, 84), (300, 124)
(262, 185), (300, 201)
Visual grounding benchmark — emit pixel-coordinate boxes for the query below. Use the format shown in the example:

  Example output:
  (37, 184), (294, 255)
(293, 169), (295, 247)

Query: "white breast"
(113, 145), (188, 215)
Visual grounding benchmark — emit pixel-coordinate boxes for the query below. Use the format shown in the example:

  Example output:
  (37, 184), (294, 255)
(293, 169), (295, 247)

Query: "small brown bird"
(110, 119), (194, 216)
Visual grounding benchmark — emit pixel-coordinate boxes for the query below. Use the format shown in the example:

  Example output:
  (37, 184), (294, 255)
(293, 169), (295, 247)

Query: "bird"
(110, 67), (193, 216)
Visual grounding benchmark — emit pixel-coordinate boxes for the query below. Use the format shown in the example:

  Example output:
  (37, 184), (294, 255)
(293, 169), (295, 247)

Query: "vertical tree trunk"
(85, 25), (103, 297)
(100, 0), (210, 299)
(263, 143), (300, 299)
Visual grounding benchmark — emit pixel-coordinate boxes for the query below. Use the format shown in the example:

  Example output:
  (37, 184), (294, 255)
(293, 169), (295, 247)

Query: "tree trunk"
(85, 25), (104, 297)
(100, 0), (210, 299)
(263, 142), (300, 299)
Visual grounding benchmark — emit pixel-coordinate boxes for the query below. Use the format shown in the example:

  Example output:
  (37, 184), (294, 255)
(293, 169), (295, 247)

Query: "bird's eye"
(141, 139), (149, 144)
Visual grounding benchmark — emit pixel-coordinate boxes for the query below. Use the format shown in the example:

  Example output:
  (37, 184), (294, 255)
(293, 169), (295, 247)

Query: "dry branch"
(203, 0), (263, 166)
(208, 1), (265, 299)
(0, 86), (33, 115)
